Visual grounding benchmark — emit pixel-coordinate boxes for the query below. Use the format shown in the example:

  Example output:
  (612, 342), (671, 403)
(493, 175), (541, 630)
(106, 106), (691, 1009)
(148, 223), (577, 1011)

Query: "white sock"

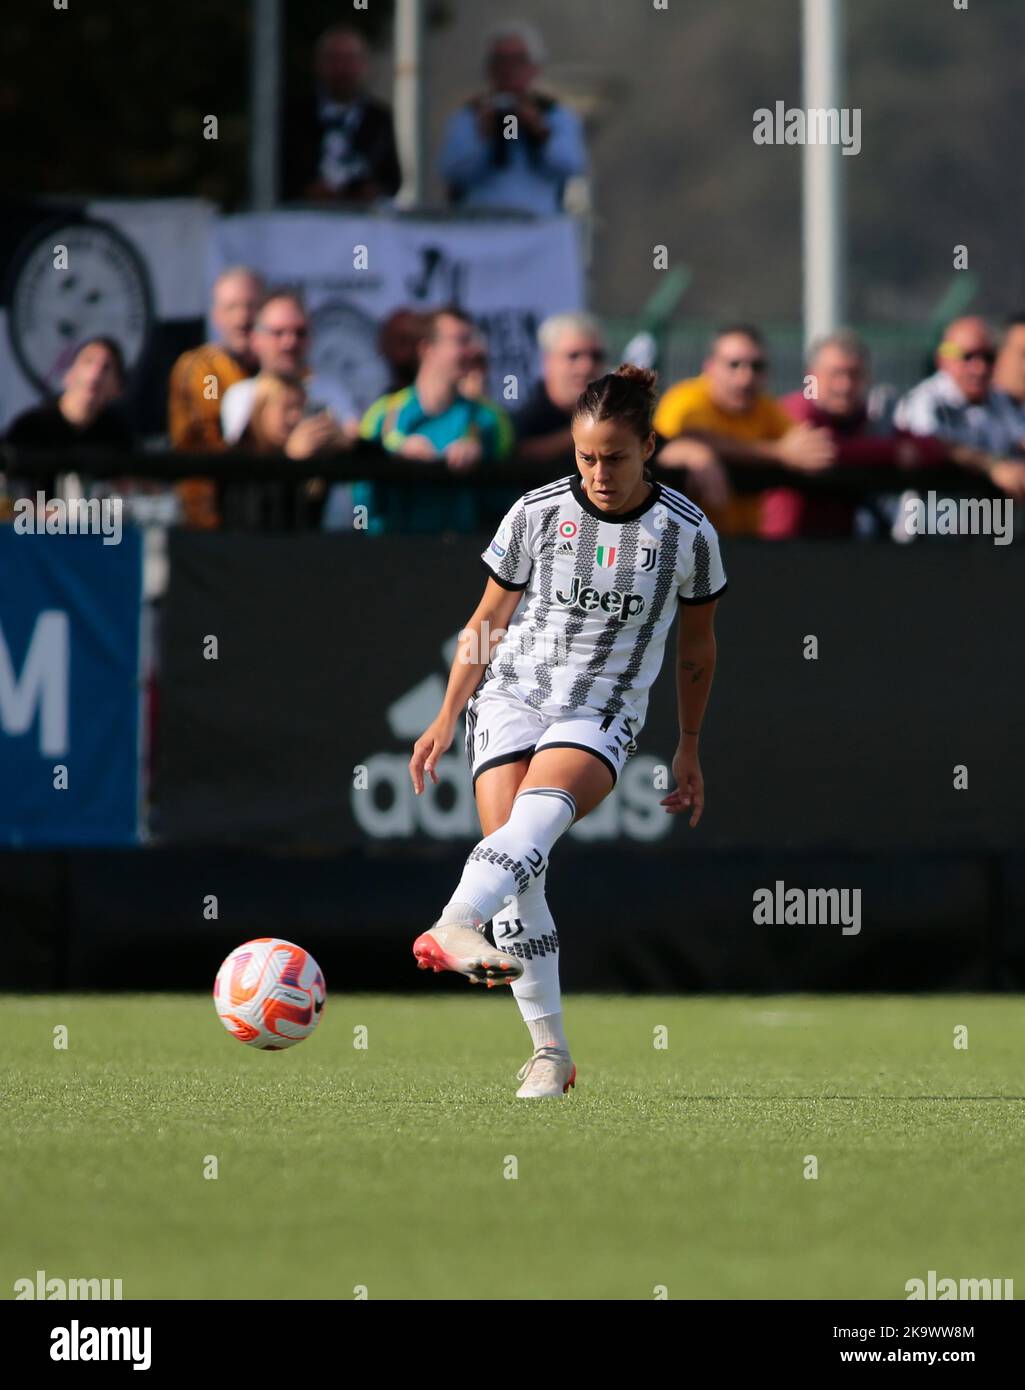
(436, 901), (483, 929)
(492, 882), (568, 1053)
(442, 787), (576, 925)
(527, 1014), (569, 1053)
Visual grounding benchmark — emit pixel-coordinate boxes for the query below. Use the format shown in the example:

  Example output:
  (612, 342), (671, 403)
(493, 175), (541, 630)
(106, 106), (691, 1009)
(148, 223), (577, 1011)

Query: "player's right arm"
(410, 497), (534, 793)
(410, 578), (524, 793)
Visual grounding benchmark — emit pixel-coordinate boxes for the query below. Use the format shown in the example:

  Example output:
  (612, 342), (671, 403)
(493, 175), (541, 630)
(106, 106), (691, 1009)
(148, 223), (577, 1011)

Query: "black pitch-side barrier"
(1, 450), (1023, 990)
(1, 441), (1009, 492)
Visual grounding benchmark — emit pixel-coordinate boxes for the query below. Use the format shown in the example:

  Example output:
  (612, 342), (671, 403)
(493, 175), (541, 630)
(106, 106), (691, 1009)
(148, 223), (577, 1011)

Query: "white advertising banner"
(208, 211), (585, 415)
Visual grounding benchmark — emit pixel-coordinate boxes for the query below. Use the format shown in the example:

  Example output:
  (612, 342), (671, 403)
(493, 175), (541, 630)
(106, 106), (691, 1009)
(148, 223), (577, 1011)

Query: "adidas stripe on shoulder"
(658, 483), (706, 528)
(522, 476), (573, 507)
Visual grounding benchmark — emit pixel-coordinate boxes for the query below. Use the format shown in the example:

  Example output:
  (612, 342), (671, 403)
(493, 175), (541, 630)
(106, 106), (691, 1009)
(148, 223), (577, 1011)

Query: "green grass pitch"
(2, 994), (1023, 1300)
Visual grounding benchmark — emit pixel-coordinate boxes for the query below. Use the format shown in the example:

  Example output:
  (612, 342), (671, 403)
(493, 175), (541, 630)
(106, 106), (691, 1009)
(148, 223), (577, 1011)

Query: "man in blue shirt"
(438, 23), (587, 217)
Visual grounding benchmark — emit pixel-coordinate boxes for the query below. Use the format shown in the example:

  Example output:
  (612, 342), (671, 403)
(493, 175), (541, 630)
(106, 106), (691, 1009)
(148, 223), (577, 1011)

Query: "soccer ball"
(213, 938), (326, 1050)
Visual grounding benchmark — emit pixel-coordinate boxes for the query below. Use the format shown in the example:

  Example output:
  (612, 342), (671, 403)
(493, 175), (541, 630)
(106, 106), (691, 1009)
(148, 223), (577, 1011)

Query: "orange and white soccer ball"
(213, 938), (326, 1050)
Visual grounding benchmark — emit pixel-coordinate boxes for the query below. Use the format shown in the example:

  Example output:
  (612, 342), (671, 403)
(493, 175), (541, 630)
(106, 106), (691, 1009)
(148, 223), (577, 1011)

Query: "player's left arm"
(662, 599), (719, 827)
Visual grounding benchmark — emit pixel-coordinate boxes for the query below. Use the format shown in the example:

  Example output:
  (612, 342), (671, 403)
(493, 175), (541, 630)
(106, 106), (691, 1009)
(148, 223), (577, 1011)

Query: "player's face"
(811, 346), (867, 417)
(212, 275), (261, 357)
(573, 416), (655, 513)
(705, 333), (767, 412)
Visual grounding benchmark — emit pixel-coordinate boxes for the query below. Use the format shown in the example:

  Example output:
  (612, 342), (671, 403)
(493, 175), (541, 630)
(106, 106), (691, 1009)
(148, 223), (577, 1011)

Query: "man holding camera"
(439, 22), (587, 217)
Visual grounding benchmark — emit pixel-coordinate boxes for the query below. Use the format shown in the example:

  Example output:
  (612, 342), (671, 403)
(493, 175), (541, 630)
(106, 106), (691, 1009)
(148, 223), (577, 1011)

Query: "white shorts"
(464, 683), (639, 788)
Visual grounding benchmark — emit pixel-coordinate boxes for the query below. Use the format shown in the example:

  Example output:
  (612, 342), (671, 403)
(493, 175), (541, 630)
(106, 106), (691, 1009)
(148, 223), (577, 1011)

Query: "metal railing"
(0, 442), (1001, 498)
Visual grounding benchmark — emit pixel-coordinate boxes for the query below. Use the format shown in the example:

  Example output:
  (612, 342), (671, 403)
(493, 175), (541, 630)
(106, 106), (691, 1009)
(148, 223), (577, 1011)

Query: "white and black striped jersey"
(477, 473), (727, 729)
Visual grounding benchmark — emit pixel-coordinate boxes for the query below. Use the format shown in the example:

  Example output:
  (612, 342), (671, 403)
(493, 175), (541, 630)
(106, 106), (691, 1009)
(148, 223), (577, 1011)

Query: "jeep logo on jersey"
(554, 575), (645, 619)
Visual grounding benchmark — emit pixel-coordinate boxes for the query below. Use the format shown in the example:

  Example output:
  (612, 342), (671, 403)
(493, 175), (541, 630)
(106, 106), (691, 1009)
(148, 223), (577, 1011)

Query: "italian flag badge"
(596, 545), (616, 567)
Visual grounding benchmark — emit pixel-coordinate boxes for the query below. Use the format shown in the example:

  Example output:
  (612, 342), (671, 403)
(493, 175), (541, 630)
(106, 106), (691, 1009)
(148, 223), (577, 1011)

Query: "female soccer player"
(408, 365), (727, 1098)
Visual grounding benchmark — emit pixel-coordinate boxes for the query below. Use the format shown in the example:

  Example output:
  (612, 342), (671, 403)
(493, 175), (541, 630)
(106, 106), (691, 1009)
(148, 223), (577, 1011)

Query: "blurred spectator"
(221, 372), (346, 531)
(321, 308), (429, 529)
(236, 372), (305, 454)
(168, 265), (264, 529)
(282, 25), (401, 205)
(236, 373), (347, 459)
(6, 337), (131, 454)
(169, 267), (263, 449)
(514, 312), (606, 468)
(992, 314), (1025, 442)
(653, 325), (835, 534)
(763, 331), (1025, 538)
(439, 22), (587, 216)
(5, 337), (132, 503)
(895, 316), (1023, 455)
(378, 308), (427, 393)
(458, 331), (491, 402)
(354, 306), (514, 534)
(221, 290), (359, 444)
(764, 332), (948, 538)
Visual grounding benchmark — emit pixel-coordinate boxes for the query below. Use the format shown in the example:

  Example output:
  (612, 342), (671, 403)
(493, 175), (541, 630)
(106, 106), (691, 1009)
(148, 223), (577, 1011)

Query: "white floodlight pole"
(394, 0), (427, 208)
(802, 0), (846, 347)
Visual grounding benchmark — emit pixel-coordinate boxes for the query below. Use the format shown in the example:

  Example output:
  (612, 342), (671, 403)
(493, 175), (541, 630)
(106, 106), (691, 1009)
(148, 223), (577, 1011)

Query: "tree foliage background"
(3, 0), (1022, 321)
(2, 1), (446, 206)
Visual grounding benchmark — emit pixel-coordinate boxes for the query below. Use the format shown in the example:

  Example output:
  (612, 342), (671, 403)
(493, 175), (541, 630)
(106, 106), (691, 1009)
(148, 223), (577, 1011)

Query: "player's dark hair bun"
(572, 362), (659, 442)
(613, 362), (658, 403)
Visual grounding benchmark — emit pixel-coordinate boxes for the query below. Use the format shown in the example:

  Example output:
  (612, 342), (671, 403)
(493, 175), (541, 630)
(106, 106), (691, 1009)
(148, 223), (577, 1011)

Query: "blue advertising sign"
(0, 529), (143, 845)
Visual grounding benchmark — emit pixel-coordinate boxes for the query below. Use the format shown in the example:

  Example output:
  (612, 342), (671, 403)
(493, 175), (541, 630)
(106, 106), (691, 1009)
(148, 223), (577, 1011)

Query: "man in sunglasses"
(896, 316), (1023, 456)
(763, 330), (1025, 539)
(653, 324), (836, 534)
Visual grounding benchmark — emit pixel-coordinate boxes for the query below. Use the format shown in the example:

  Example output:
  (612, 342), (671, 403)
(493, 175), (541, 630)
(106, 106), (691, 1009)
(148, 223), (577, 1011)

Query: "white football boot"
(413, 921), (523, 988)
(515, 1046), (577, 1098)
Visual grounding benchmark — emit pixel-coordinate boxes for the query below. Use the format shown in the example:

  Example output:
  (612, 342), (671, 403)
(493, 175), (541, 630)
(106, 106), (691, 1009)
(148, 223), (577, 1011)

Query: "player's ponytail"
(573, 364), (659, 479)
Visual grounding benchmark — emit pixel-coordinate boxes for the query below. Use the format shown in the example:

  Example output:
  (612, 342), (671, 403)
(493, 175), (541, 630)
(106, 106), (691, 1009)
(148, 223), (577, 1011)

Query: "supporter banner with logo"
(0, 202), (581, 435)
(208, 212), (585, 416)
(0, 529), (144, 845)
(154, 534), (1025, 852)
(0, 198), (213, 434)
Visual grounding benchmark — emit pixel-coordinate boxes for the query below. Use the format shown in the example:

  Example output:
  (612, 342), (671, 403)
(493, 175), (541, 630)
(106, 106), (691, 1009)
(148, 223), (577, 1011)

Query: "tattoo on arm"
(679, 660), (706, 684)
